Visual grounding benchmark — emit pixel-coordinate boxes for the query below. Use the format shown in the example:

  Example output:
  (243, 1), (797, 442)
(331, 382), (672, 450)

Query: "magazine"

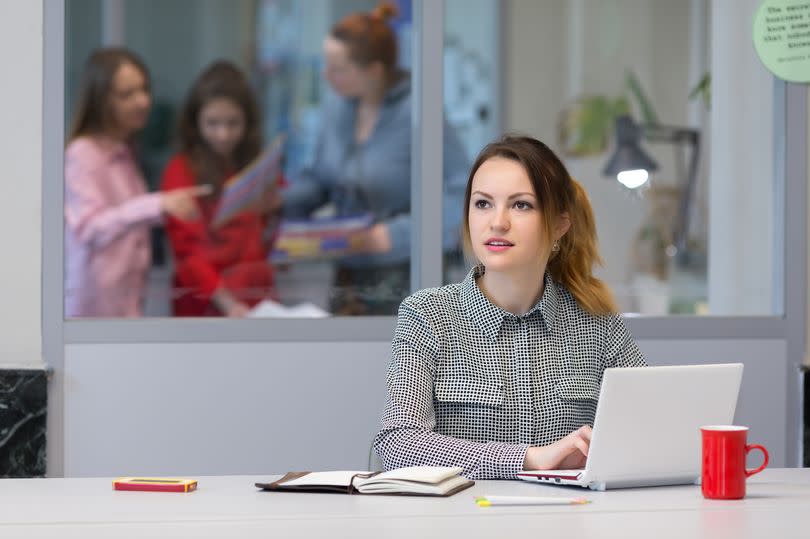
(211, 133), (285, 228)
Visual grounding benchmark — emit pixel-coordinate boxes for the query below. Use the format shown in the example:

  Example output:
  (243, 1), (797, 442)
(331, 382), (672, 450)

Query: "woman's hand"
(211, 287), (251, 318)
(351, 223), (392, 254)
(258, 187), (283, 216)
(161, 185), (211, 221)
(223, 302), (251, 318)
(523, 425), (592, 471)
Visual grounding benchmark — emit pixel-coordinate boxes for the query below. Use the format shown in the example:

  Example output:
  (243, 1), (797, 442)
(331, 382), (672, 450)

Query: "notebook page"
(357, 475), (470, 495)
(281, 471), (367, 488)
(361, 466), (464, 485)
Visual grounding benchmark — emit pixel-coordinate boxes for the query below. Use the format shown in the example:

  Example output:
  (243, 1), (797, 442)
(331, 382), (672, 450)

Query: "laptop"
(516, 363), (743, 491)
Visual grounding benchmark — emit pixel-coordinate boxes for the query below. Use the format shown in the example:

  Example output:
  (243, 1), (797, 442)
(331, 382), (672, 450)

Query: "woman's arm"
(604, 314), (647, 368)
(64, 156), (163, 250)
(371, 116), (469, 259)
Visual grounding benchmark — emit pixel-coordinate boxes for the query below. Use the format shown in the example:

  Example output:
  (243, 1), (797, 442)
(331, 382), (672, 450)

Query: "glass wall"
(64, 0), (419, 318)
(444, 0), (779, 316)
(64, 0), (783, 320)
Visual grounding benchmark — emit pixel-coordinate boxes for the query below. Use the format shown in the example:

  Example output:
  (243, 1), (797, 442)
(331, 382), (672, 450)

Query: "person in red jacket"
(161, 61), (281, 317)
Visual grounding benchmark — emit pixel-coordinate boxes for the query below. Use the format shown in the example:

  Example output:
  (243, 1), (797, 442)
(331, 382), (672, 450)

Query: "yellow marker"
(475, 495), (590, 507)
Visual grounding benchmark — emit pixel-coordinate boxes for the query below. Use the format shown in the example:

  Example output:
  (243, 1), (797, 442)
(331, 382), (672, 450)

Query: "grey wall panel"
(64, 338), (791, 477)
(638, 339), (789, 467)
(64, 342), (391, 477)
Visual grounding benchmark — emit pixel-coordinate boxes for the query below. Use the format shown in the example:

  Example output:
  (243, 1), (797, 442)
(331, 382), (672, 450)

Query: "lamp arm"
(640, 124), (699, 145)
(673, 131), (700, 255)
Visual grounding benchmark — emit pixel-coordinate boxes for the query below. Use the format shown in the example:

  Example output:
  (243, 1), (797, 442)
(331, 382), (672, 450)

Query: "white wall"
(0, 0), (43, 368)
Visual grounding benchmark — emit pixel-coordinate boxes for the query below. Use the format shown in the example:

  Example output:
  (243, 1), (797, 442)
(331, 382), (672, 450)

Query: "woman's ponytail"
(547, 178), (617, 315)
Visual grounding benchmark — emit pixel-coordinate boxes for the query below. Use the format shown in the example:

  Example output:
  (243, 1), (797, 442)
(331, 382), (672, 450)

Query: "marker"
(475, 495), (590, 507)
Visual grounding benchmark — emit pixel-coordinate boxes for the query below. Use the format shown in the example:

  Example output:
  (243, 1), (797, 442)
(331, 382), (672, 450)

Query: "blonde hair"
(461, 135), (617, 315)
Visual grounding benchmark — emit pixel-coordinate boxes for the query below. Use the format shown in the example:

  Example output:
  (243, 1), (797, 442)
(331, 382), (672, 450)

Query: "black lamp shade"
(602, 115), (659, 177)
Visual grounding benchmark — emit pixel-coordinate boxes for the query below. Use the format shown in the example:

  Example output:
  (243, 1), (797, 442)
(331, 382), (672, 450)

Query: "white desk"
(1, 469), (809, 538)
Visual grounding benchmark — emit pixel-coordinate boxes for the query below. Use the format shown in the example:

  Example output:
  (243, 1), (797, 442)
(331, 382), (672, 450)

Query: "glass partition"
(443, 0), (779, 316)
(64, 0), (417, 318)
(62, 0), (786, 320)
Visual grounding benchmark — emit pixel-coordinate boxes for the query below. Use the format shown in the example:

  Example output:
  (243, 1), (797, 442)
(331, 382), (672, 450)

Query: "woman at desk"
(374, 136), (647, 479)
(161, 61), (281, 317)
(282, 1), (469, 315)
(65, 48), (205, 317)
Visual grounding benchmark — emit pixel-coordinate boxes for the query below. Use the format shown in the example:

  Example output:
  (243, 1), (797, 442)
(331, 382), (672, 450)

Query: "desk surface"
(2, 469), (809, 538)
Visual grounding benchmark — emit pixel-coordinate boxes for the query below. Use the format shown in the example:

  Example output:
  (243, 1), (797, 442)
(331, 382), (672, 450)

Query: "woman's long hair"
(176, 61), (262, 187)
(461, 135), (617, 315)
(67, 47), (150, 143)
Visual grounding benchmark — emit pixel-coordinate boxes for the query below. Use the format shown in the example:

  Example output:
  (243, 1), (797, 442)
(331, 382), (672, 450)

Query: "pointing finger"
(187, 184), (213, 197)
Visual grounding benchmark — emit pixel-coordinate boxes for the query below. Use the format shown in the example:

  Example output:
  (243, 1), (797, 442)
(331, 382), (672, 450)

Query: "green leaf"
(689, 72), (711, 110)
(625, 70), (659, 125)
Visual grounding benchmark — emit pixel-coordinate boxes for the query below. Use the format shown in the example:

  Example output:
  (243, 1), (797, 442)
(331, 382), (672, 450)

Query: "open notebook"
(255, 466), (473, 497)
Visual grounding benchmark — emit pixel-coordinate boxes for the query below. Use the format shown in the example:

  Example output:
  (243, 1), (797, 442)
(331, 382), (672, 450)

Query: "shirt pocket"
(433, 375), (504, 442)
(552, 374), (601, 429)
(434, 376), (504, 407)
(554, 374), (601, 402)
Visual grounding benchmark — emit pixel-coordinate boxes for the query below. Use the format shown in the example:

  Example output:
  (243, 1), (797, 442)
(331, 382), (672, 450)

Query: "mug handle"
(745, 444), (769, 477)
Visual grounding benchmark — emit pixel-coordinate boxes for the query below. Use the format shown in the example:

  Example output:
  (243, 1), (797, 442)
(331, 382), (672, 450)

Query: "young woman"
(161, 61), (281, 317)
(374, 136), (646, 479)
(282, 1), (469, 315)
(65, 48), (205, 317)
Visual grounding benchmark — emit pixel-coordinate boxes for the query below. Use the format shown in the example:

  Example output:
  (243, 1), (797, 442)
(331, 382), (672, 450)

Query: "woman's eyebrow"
(471, 191), (536, 199)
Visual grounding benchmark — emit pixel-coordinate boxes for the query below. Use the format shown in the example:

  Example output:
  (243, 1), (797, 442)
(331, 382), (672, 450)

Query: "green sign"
(754, 0), (810, 82)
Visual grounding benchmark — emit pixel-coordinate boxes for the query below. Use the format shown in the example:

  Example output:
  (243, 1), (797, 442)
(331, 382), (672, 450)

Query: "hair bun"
(372, 1), (398, 22)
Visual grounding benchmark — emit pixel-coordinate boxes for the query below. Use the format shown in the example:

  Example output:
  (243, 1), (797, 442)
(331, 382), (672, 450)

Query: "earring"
(551, 240), (560, 252)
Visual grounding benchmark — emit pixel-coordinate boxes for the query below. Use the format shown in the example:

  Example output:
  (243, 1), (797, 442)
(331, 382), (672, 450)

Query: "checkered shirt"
(373, 265), (646, 480)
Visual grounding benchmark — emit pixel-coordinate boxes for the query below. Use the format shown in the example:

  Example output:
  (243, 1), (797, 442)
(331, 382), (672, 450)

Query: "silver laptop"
(516, 363), (743, 491)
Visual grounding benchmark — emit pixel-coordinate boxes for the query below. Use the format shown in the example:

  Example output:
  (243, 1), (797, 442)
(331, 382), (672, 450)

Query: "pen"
(475, 495), (590, 507)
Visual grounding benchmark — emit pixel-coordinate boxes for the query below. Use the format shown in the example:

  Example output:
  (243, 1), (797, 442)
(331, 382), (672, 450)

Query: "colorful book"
(113, 477), (198, 493)
(270, 213), (374, 263)
(211, 133), (285, 228)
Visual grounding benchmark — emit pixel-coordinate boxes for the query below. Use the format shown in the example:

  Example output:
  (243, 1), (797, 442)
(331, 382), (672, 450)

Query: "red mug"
(700, 425), (769, 499)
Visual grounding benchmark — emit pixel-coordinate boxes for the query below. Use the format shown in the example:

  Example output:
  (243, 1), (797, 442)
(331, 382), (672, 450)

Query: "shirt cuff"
(481, 442), (530, 479)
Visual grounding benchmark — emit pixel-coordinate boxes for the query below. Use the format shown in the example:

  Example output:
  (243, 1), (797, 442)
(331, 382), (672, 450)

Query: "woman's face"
(467, 156), (551, 275)
(322, 36), (375, 98)
(198, 97), (246, 160)
(108, 62), (151, 137)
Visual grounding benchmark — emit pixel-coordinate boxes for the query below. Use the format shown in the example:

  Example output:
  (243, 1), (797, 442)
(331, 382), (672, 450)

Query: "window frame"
(45, 0), (805, 347)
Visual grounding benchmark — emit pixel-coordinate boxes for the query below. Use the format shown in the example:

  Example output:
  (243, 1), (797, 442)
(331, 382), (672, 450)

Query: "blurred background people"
(282, 1), (469, 315)
(161, 61), (282, 317)
(65, 47), (204, 317)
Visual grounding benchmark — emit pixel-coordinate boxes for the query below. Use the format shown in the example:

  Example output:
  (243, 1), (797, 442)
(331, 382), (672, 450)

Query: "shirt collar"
(460, 265), (560, 341)
(383, 70), (410, 104)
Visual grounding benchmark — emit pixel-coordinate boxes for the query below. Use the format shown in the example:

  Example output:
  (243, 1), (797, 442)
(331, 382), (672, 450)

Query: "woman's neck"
(478, 264), (547, 316)
(359, 70), (396, 107)
(100, 124), (131, 144)
(359, 87), (385, 108)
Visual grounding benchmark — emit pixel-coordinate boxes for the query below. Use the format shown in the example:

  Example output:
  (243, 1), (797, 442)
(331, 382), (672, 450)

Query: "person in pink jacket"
(65, 48), (206, 317)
